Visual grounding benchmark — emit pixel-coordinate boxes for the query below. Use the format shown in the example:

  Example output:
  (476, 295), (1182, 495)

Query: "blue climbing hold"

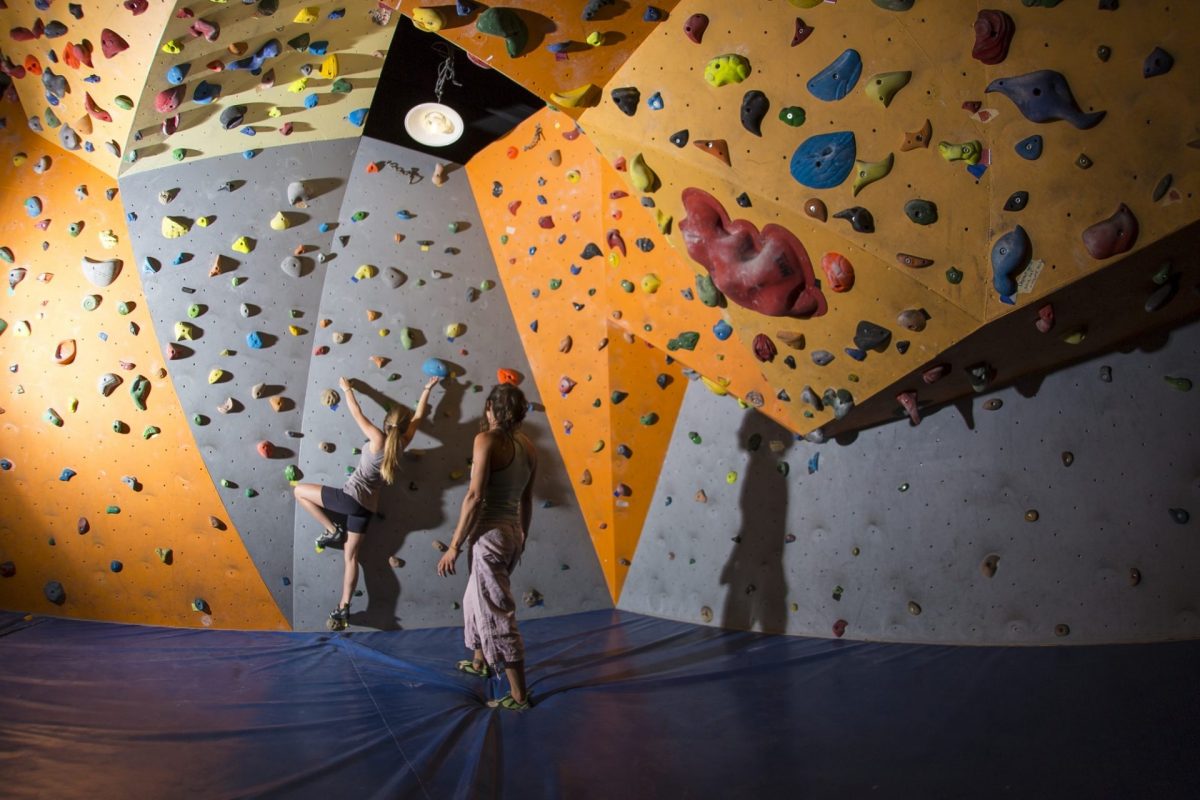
(193, 80), (220, 104)
(242, 149), (258, 159)
(713, 319), (733, 340)
(1014, 134), (1043, 161)
(0, 459), (13, 470)
(789, 131), (856, 190)
(644, 5), (663, 21)
(647, 92), (664, 110)
(422, 358), (450, 379)
(167, 63), (191, 85)
(396, 210), (414, 219)
(59, 468), (76, 481)
(530, 320), (539, 333)
(844, 347), (867, 361)
(110, 560), (123, 573)
(240, 126), (256, 136)
(304, 93), (319, 109)
(24, 197), (42, 217)
(307, 41), (329, 56)
(142, 257), (160, 274)
(347, 108), (369, 126)
(246, 331), (265, 349)
(807, 49), (862, 101)
(991, 225), (1032, 301)
(807, 453), (820, 474)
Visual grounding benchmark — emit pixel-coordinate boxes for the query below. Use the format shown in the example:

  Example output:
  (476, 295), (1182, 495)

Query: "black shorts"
(320, 486), (373, 534)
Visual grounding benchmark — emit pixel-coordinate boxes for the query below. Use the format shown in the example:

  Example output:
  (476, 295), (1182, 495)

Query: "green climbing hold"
(640, 413), (659, 425)
(480, 279), (495, 291)
(284, 465), (299, 481)
(106, 505), (120, 514)
(611, 391), (628, 404)
(695, 274), (724, 307)
(245, 488), (258, 498)
(620, 280), (634, 293)
(331, 78), (352, 93)
(549, 278), (562, 290)
(117, 302), (131, 315)
(114, 95), (133, 110)
(82, 295), (100, 311)
(476, 7), (529, 57)
(0, 247), (12, 262)
(130, 376), (150, 410)
(44, 408), (63, 427)
(220, 479), (233, 487)
(400, 327), (415, 350)
(777, 462), (790, 477)
(171, 148), (186, 162)
(142, 426), (161, 439)
(667, 331), (700, 351)
(945, 267), (964, 284)
(778, 106), (806, 127)
(688, 432), (702, 444)
(1164, 376), (1193, 391)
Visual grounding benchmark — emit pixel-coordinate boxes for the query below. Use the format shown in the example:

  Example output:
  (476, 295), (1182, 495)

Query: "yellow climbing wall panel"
(0, 100), (289, 629)
(0, 0), (175, 177)
(407, 0), (682, 118)
(466, 109), (689, 600)
(576, 0), (1200, 435)
(120, 0), (396, 177)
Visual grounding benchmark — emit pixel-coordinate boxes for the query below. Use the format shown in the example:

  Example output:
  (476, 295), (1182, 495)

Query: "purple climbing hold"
(1143, 47), (1173, 78)
(985, 70), (1105, 129)
(741, 90), (769, 136)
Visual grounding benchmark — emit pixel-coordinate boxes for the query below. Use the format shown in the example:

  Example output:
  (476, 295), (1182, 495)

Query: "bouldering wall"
(291, 135), (611, 630)
(401, 0), (683, 117)
(0, 0), (176, 175)
(121, 0), (397, 177)
(574, 0), (1200, 438)
(0, 99), (288, 629)
(117, 138), (361, 625)
(618, 315), (1200, 644)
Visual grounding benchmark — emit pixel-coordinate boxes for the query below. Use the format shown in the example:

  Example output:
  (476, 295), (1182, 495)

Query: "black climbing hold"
(44, 580), (66, 604)
(1076, 153), (1093, 170)
(611, 87), (641, 117)
(833, 206), (874, 233)
(1144, 47), (1174, 77)
(904, 199), (937, 225)
(492, 181), (503, 197)
(735, 192), (751, 208)
(783, 355), (796, 369)
(740, 90), (769, 137)
(580, 243), (602, 259)
(853, 320), (892, 351)
(1098, 0), (1117, 9)
(635, 237), (655, 252)
(219, 104), (247, 130)
(1152, 174), (1173, 202)
(895, 340), (910, 354)
(656, 373), (672, 389)
(1096, 45), (1111, 62)
(640, 197), (656, 208)
(582, 0), (614, 20)
(1003, 191), (1029, 212)
(669, 129), (689, 148)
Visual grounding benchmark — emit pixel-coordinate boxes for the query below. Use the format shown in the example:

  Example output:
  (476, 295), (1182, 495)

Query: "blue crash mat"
(1, 609), (1198, 799)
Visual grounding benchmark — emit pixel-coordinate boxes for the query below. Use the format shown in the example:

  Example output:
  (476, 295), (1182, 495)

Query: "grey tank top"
(343, 443), (385, 512)
(478, 435), (532, 528)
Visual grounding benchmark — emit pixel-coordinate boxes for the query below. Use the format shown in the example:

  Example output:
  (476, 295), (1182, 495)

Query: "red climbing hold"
(100, 28), (129, 59)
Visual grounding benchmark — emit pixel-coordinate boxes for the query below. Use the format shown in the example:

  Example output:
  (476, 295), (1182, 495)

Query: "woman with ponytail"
(437, 383), (539, 710)
(295, 375), (439, 630)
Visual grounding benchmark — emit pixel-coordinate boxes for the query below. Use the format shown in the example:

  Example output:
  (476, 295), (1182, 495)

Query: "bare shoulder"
(518, 430), (538, 462)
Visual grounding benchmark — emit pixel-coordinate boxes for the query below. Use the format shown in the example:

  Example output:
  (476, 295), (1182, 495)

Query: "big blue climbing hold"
(246, 331), (265, 349)
(422, 358), (450, 379)
(991, 225), (1032, 301)
(807, 49), (862, 101)
(790, 131), (856, 189)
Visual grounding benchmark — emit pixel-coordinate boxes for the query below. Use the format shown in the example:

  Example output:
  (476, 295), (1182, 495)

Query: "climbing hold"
(896, 253), (934, 269)
(790, 131), (856, 189)
(1081, 204), (1138, 260)
(851, 153), (894, 196)
(611, 87), (640, 116)
(965, 363), (994, 393)
(991, 225), (1032, 300)
(1035, 304), (1055, 333)
(901, 119), (932, 151)
(792, 17), (814, 46)
(549, 84), (597, 108)
(44, 580), (66, 605)
(821, 253), (854, 292)
(1152, 174), (1173, 203)
(853, 321), (891, 352)
(231, 236), (254, 254)
(684, 13), (708, 44)
(476, 7), (528, 57)
(804, 198), (827, 222)
(903, 199), (938, 227)
(646, 92), (664, 111)
(740, 90), (769, 136)
(679, 189), (826, 319)
(219, 105), (247, 130)
(807, 49), (862, 101)
(80, 256), (122, 287)
(422, 358), (449, 379)
(897, 309), (928, 332)
(1169, 508), (1191, 524)
(778, 106), (806, 127)
(1143, 47), (1174, 79)
(1164, 376), (1192, 392)
(693, 139), (731, 166)
(411, 7), (445, 32)
(55, 339), (77, 365)
(812, 350), (833, 367)
(938, 140), (982, 165)
(907, 601), (922, 616)
(1003, 191), (1029, 212)
(832, 207), (874, 233)
(1014, 134), (1043, 161)
(753, 334), (777, 363)
(629, 153), (658, 192)
(972, 10), (1015, 65)
(1075, 153), (1093, 170)
(864, 71), (911, 107)
(704, 54), (751, 87)
(980, 554), (1000, 578)
(666, 332), (700, 351)
(945, 267), (964, 284)
(985, 70), (1105, 129)
(100, 28), (129, 58)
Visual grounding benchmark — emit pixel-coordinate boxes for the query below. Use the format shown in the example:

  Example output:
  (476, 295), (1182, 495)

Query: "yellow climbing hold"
(174, 321), (196, 340)
(655, 209), (673, 234)
(161, 216), (190, 239)
(208, 369), (225, 384)
(851, 153), (894, 197)
(446, 322), (465, 338)
(641, 274), (662, 293)
(704, 54), (751, 88)
(788, 0), (823, 7)
(726, 471), (738, 484)
(267, 106), (282, 118)
(270, 212), (290, 231)
(293, 6), (319, 24)
(938, 140), (982, 166)
(355, 264), (378, 281)
(608, 252), (621, 268)
(566, 169), (581, 184)
(549, 84), (598, 109)
(702, 376), (730, 396)
(289, 77), (309, 93)
(411, 7), (444, 32)
(12, 152), (26, 166)
(320, 54), (339, 80)
(288, 325), (303, 336)
(586, 31), (605, 47)
(161, 39), (182, 55)
(98, 229), (119, 249)
(630, 153), (657, 192)
(196, 216), (212, 228)
(864, 71), (912, 108)
(232, 236), (253, 254)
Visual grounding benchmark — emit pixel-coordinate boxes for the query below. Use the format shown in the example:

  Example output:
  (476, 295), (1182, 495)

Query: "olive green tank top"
(478, 435), (531, 528)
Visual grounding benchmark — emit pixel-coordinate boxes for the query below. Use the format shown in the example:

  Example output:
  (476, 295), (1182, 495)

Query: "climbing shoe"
(326, 604), (349, 631)
(315, 522), (346, 551)
(486, 693), (531, 712)
(457, 659), (492, 678)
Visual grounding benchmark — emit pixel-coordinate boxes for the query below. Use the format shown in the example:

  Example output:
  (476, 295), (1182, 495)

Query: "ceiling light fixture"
(404, 42), (465, 147)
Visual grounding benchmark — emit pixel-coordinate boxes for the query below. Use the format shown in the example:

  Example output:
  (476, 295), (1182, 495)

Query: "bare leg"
(340, 532), (363, 608)
(505, 661), (527, 703)
(473, 648), (485, 671)
(294, 484), (336, 534)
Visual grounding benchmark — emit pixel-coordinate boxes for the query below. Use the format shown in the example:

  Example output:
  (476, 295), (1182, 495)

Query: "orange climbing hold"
(497, 368), (521, 386)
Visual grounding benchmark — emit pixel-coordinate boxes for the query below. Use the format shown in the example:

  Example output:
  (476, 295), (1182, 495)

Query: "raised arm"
(437, 431), (492, 577)
(339, 377), (383, 451)
(403, 377), (440, 447)
(519, 434), (538, 536)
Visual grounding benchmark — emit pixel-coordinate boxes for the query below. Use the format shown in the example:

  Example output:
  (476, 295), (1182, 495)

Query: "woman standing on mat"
(295, 375), (439, 630)
(437, 383), (538, 711)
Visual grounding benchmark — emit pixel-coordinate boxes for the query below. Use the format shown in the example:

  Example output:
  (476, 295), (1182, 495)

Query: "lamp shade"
(403, 102), (464, 147)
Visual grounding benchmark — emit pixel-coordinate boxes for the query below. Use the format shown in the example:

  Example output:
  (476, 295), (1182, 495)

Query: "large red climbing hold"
(100, 28), (129, 58)
(820, 252), (854, 293)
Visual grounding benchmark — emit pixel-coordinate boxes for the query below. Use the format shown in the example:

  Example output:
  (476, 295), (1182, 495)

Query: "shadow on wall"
(720, 413), (792, 634)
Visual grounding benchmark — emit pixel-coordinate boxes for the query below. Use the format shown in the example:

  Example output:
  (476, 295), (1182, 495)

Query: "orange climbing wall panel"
(121, 0), (397, 177)
(0, 0), (175, 177)
(0, 100), (288, 629)
(577, 0), (1200, 436)
(466, 109), (690, 600)
(408, 0), (682, 118)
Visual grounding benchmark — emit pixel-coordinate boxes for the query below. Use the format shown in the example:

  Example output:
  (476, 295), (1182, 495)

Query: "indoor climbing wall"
(291, 135), (611, 630)
(573, 0), (1200, 437)
(0, 0), (175, 175)
(619, 316), (1200, 644)
(0, 98), (288, 629)
(401, 0), (682, 117)
(117, 138), (361, 624)
(121, 0), (396, 177)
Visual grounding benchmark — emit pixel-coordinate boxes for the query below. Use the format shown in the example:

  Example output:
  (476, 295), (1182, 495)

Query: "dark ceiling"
(364, 21), (544, 165)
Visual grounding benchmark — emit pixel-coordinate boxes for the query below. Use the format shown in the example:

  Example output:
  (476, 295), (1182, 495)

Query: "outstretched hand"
(425, 376), (441, 391)
(338, 376), (352, 392)
(436, 547), (458, 577)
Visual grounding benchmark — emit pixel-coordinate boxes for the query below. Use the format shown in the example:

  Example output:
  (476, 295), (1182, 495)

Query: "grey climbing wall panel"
(619, 318), (1200, 645)
(291, 137), (612, 631)
(118, 138), (361, 624)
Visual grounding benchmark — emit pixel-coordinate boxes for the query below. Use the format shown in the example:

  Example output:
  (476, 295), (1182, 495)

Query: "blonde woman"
(295, 375), (439, 630)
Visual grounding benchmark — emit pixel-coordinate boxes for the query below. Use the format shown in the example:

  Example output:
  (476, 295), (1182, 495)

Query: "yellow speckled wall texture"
(0, 0), (176, 176)
(0, 99), (289, 629)
(576, 0), (1200, 434)
(120, 0), (396, 176)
